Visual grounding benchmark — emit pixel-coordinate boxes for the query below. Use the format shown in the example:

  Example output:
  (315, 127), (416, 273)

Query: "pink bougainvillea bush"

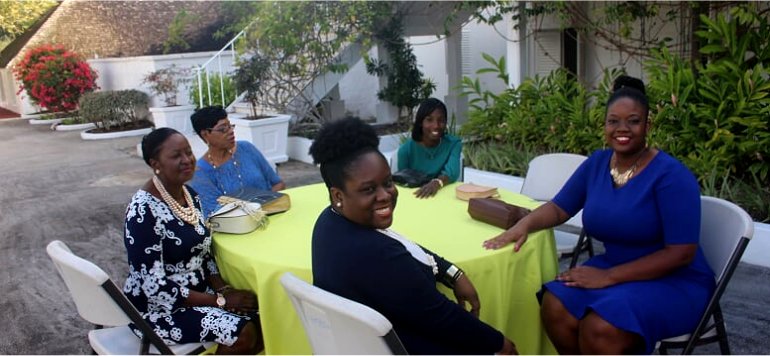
(13, 44), (98, 112)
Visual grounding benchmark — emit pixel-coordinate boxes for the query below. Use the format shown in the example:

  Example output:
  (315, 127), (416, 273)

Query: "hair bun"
(613, 75), (646, 95)
(309, 117), (379, 165)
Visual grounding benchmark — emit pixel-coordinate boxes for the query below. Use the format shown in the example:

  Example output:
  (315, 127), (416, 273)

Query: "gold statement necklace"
(152, 175), (200, 225)
(610, 148), (647, 186)
(207, 148), (234, 169)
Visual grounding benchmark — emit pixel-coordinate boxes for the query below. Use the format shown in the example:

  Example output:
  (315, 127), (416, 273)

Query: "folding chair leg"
(713, 306), (730, 355)
(569, 229), (591, 269)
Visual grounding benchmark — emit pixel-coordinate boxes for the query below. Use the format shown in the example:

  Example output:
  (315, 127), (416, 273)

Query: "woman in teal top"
(397, 98), (462, 198)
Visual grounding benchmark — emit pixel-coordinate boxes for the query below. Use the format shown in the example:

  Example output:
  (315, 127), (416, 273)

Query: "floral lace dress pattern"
(122, 189), (250, 346)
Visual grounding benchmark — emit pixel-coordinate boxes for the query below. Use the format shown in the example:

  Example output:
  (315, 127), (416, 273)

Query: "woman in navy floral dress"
(123, 128), (262, 354)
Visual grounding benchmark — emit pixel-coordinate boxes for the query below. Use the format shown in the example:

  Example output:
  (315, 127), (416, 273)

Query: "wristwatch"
(216, 293), (226, 308)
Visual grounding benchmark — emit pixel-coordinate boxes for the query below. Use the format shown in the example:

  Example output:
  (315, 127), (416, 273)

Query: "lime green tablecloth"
(213, 183), (559, 355)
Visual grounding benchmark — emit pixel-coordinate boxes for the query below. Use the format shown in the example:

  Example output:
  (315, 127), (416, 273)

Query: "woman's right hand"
(497, 337), (518, 355)
(482, 224), (528, 252)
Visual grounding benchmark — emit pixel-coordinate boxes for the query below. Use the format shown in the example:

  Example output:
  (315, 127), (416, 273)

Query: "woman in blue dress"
(189, 106), (285, 218)
(310, 117), (516, 354)
(123, 128), (262, 353)
(397, 98), (462, 198)
(483, 76), (714, 354)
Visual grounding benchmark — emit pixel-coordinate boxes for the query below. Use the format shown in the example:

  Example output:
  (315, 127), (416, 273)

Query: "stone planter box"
(29, 117), (62, 125)
(231, 113), (290, 165)
(81, 126), (152, 140)
(54, 122), (96, 132)
(150, 105), (196, 135)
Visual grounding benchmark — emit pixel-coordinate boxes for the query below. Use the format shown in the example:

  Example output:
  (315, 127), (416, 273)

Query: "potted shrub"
(13, 43), (98, 122)
(78, 90), (153, 140)
(142, 65), (195, 135)
(231, 54), (290, 164)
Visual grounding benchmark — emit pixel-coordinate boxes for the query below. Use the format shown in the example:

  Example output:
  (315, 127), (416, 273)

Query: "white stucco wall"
(6, 50), (236, 115)
(89, 50), (235, 108)
(337, 47), (379, 121)
(0, 68), (21, 114)
(410, 35), (449, 100)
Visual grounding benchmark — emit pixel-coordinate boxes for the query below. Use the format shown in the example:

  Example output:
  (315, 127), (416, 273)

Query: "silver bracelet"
(446, 265), (463, 282)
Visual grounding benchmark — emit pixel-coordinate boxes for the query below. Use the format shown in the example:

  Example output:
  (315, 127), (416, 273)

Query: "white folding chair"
(46, 240), (213, 355)
(657, 196), (754, 354)
(520, 153), (588, 254)
(279, 272), (407, 355)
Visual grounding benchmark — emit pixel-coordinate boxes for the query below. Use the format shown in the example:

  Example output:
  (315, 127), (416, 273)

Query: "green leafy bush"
(190, 72), (237, 109)
(458, 6), (770, 222)
(79, 90), (150, 131)
(460, 60), (621, 156)
(646, 6), (770, 183)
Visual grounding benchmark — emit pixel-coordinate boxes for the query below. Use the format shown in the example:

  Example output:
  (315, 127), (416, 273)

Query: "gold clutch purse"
(455, 183), (499, 201)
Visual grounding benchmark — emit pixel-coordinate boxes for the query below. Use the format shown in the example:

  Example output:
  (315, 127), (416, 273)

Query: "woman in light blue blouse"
(189, 106), (285, 218)
(397, 98), (462, 199)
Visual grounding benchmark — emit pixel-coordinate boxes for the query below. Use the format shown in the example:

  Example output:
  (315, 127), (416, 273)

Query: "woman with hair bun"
(123, 128), (263, 354)
(484, 76), (714, 354)
(310, 117), (516, 354)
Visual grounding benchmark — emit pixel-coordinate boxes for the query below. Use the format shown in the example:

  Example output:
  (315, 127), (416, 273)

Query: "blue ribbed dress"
(190, 141), (282, 218)
(545, 149), (715, 353)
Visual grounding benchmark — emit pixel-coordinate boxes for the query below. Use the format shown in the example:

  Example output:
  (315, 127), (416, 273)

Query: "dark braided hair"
(309, 117), (383, 190)
(411, 97), (447, 142)
(141, 127), (180, 166)
(607, 75), (649, 118)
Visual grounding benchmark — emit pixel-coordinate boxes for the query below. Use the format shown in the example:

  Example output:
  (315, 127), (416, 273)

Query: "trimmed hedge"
(78, 90), (150, 130)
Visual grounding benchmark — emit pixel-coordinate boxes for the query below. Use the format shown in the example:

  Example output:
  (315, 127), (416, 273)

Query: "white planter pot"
(378, 132), (408, 153)
(55, 122), (96, 131)
(23, 112), (47, 120)
(81, 126), (152, 140)
(287, 136), (314, 164)
(231, 114), (290, 165)
(150, 105), (196, 135)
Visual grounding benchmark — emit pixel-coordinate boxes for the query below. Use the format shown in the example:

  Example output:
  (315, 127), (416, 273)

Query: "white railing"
(194, 22), (255, 109)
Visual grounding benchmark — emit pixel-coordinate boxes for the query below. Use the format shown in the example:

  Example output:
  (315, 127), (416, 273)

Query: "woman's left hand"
(414, 179), (441, 199)
(556, 266), (615, 289)
(224, 289), (259, 314)
(453, 274), (481, 317)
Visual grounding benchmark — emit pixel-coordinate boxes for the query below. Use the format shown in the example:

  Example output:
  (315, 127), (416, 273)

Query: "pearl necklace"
(152, 175), (201, 225)
(610, 149), (647, 186)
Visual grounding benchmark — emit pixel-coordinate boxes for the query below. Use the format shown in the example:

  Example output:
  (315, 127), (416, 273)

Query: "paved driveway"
(0, 118), (320, 353)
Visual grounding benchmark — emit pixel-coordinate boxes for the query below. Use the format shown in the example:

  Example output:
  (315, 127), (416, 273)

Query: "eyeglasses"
(208, 124), (235, 134)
